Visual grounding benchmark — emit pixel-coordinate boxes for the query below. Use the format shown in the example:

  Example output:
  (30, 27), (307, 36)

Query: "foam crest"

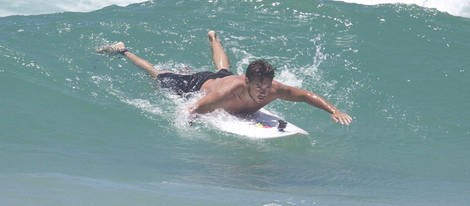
(0, 0), (148, 17)
(277, 70), (303, 88)
(334, 0), (470, 18)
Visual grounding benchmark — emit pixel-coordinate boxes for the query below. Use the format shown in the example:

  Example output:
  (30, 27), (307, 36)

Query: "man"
(97, 31), (352, 125)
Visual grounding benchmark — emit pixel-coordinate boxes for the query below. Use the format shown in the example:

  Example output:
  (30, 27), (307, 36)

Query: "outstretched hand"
(331, 110), (352, 126)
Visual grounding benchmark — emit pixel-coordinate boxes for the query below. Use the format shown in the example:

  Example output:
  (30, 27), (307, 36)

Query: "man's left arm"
(276, 82), (352, 125)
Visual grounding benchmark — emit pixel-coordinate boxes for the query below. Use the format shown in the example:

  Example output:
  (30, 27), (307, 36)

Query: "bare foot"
(208, 30), (218, 42)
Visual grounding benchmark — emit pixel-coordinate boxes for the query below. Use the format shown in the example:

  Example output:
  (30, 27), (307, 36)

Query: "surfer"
(97, 31), (352, 125)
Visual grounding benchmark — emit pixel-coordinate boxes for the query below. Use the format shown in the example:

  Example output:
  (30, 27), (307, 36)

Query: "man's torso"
(201, 76), (277, 115)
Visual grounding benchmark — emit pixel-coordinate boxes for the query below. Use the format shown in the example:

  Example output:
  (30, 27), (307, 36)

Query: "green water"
(1, 1), (469, 205)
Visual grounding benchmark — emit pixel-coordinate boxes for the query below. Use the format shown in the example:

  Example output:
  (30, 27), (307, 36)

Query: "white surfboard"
(206, 108), (309, 139)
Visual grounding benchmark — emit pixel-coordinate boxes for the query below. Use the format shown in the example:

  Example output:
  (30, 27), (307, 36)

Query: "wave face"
(334, 0), (470, 18)
(1, 1), (469, 205)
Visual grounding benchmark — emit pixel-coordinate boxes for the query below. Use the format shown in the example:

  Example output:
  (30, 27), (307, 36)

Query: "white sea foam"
(0, 0), (148, 17)
(334, 0), (470, 18)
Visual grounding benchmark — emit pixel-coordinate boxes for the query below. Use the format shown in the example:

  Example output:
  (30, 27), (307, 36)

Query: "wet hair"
(245, 59), (276, 82)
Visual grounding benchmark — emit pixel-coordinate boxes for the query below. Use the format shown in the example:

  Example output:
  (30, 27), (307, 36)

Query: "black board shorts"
(157, 69), (233, 95)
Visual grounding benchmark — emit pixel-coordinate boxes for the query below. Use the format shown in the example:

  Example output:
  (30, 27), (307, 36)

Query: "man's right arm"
(189, 91), (224, 114)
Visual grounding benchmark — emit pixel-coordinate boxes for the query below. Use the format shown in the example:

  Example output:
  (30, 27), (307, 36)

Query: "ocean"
(1, 0), (469, 205)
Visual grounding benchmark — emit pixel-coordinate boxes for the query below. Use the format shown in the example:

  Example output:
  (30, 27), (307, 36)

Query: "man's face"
(246, 77), (272, 103)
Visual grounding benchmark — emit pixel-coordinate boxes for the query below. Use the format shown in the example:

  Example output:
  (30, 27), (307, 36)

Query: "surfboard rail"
(206, 108), (309, 139)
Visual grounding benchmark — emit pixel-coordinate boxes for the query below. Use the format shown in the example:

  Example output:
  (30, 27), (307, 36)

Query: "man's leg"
(97, 42), (165, 79)
(208, 31), (230, 71)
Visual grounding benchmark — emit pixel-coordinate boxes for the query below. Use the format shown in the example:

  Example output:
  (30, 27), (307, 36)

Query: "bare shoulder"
(271, 80), (285, 88)
(270, 80), (291, 93)
(269, 80), (302, 99)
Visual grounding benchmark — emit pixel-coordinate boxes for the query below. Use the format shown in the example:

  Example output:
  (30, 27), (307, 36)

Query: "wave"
(334, 0), (470, 18)
(0, 0), (149, 17)
(4, 0), (468, 19)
